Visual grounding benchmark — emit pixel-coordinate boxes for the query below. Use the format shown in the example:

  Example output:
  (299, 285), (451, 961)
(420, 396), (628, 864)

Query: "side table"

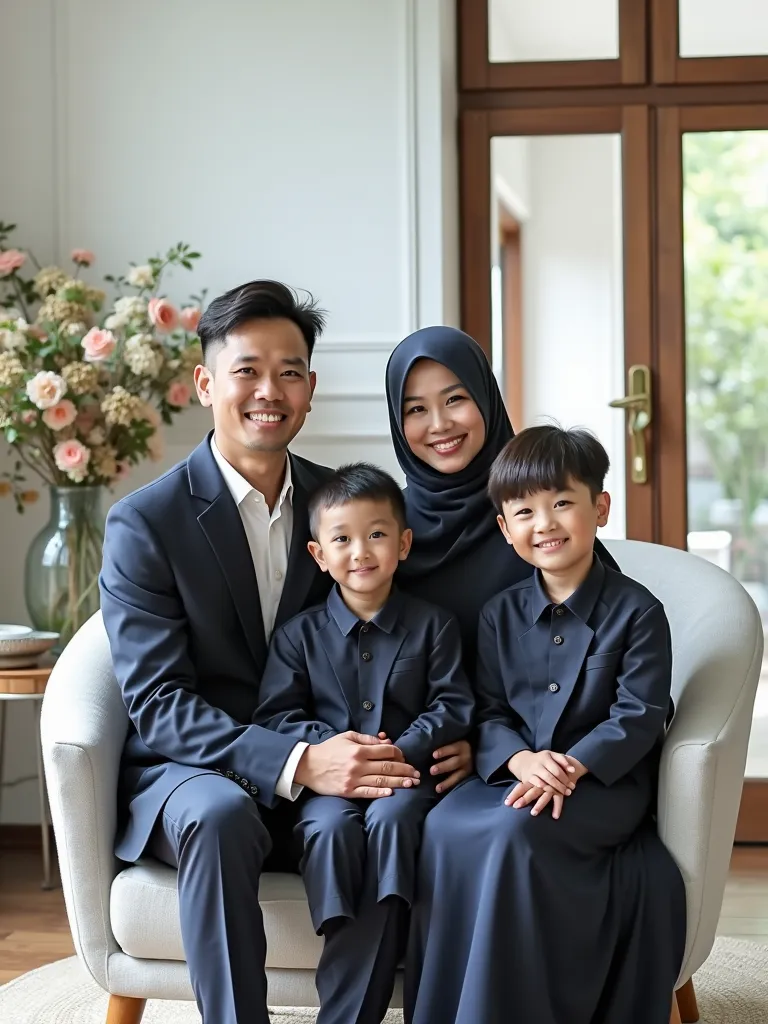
(0, 661), (55, 889)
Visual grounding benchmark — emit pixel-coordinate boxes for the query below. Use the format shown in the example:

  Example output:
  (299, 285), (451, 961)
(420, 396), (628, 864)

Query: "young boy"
(483, 422), (673, 817)
(255, 462), (474, 1017)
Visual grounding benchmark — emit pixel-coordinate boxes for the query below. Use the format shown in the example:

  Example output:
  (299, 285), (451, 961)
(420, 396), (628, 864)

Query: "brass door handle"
(609, 365), (652, 484)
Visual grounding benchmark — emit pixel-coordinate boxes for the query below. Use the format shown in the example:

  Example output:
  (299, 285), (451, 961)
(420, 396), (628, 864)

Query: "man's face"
(194, 318), (316, 456)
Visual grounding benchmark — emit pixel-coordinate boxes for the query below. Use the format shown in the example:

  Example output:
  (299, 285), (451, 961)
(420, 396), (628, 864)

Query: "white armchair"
(40, 539), (763, 1024)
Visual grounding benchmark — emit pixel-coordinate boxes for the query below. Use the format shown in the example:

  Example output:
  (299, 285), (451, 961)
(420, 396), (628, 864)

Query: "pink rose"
(148, 297), (179, 333)
(26, 370), (67, 409)
(71, 249), (95, 267)
(0, 249), (26, 277)
(42, 399), (77, 431)
(81, 326), (116, 362)
(179, 306), (201, 333)
(53, 438), (90, 473)
(166, 381), (191, 407)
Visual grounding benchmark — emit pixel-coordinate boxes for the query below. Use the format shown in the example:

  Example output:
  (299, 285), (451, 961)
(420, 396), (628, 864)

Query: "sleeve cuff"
(275, 741), (308, 801)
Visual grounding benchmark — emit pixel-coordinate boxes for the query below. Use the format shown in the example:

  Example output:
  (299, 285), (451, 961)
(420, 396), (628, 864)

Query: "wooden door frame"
(497, 205), (524, 430)
(460, 105), (655, 540)
(459, 0), (647, 91)
(652, 0), (768, 85)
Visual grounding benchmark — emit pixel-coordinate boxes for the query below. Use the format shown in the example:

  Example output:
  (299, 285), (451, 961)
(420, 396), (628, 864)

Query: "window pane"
(489, 0), (619, 63)
(490, 134), (626, 537)
(683, 130), (768, 776)
(680, 0), (768, 58)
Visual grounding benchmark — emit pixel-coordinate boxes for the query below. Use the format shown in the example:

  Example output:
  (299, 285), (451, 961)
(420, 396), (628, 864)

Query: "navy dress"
(405, 559), (686, 1024)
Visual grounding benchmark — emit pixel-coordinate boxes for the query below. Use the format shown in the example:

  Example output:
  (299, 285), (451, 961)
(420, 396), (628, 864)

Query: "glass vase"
(24, 486), (105, 649)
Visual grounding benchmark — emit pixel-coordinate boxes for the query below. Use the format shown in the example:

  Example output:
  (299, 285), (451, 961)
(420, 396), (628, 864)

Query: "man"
(100, 281), (429, 1024)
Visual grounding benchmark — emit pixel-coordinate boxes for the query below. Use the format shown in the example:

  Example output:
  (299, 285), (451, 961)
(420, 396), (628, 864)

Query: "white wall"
(492, 134), (626, 539)
(0, 0), (458, 822)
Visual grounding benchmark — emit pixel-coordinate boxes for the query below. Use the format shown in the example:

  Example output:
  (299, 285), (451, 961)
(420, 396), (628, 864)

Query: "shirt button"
(361, 624), (369, 633)
(555, 607), (564, 616)
(361, 651), (372, 661)
(553, 635), (564, 645)
(549, 682), (560, 693)
(250, 785), (259, 797)
(274, 569), (283, 580)
(362, 700), (374, 711)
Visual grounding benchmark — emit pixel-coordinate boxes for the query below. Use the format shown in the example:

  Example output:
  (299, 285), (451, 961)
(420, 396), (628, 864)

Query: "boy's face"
(496, 476), (610, 575)
(308, 498), (412, 597)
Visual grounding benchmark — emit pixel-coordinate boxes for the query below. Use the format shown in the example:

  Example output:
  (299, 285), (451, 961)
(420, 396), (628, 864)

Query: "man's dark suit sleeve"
(99, 499), (298, 807)
(254, 625), (338, 744)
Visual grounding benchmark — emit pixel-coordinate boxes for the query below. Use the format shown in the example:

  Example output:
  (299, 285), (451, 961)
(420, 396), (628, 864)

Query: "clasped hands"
(505, 749), (588, 820)
(295, 731), (472, 800)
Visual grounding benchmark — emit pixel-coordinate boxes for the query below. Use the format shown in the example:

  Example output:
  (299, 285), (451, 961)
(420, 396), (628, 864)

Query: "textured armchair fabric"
(41, 540), (763, 1003)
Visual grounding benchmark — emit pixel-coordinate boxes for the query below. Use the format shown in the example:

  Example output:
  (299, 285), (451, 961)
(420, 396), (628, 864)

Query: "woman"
(386, 326), (685, 1024)
(386, 324), (617, 665)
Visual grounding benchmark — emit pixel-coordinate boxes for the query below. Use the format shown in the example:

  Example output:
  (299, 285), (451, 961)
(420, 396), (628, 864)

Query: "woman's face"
(402, 358), (486, 474)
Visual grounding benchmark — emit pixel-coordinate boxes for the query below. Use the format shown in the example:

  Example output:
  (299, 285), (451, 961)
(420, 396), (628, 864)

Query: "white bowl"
(0, 624), (34, 640)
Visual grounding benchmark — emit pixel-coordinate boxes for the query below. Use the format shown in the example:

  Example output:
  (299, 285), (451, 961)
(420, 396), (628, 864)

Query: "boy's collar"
(531, 554), (605, 624)
(327, 583), (404, 636)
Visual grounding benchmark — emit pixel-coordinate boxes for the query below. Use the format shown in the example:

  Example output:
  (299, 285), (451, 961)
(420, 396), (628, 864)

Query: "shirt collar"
(531, 554), (605, 625)
(210, 435), (293, 510)
(327, 583), (405, 636)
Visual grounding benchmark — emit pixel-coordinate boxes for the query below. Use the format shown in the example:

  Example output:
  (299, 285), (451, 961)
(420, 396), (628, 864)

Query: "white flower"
(127, 265), (154, 289)
(26, 370), (67, 410)
(15, 317), (28, 331)
(87, 426), (106, 446)
(104, 312), (129, 331)
(0, 328), (26, 351)
(124, 335), (163, 377)
(66, 322), (87, 338)
(114, 295), (147, 320)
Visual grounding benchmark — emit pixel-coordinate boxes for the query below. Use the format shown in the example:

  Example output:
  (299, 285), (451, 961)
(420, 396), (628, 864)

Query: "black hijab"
(386, 326), (514, 577)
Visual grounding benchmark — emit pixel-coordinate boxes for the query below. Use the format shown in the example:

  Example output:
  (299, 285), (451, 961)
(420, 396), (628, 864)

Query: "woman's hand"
(504, 781), (564, 819)
(431, 739), (473, 793)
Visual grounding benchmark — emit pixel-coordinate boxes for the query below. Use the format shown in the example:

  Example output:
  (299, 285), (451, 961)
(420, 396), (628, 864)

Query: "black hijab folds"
(386, 326), (514, 577)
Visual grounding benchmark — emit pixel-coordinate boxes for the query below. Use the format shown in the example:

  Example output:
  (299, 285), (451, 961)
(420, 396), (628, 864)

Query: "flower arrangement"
(0, 221), (205, 509)
(0, 221), (206, 645)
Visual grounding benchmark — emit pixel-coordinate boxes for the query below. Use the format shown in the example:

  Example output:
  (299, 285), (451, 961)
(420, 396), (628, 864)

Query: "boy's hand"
(430, 739), (473, 793)
(508, 749), (576, 796)
(564, 754), (588, 780)
(505, 782), (565, 819)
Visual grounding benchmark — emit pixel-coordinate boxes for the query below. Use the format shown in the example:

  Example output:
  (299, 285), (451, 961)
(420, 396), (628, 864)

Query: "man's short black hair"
(197, 280), (326, 366)
(308, 462), (407, 540)
(488, 425), (610, 511)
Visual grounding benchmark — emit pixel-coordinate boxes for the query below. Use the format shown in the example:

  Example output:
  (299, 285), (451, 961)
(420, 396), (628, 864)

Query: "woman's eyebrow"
(403, 383), (463, 403)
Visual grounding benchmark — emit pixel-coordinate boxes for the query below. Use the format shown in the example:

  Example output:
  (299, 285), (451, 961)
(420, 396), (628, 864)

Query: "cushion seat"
(110, 862), (324, 969)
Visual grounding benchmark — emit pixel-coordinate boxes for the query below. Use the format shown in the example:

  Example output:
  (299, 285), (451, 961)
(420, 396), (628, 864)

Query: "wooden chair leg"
(106, 995), (147, 1024)
(676, 978), (700, 1023)
(670, 990), (682, 1024)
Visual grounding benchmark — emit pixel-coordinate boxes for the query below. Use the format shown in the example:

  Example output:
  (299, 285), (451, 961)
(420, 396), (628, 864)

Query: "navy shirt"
(255, 585), (475, 771)
(475, 556), (673, 789)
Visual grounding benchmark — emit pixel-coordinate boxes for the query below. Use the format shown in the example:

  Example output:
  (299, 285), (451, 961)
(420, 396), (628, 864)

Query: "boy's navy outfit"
(256, 583), (474, 1019)
(406, 556), (686, 1024)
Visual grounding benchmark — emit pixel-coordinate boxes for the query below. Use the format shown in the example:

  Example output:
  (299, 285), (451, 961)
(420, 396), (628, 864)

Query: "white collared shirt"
(210, 436), (306, 800)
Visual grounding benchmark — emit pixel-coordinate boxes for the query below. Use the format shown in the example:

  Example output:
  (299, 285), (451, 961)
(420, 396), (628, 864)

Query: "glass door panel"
(682, 129), (768, 779)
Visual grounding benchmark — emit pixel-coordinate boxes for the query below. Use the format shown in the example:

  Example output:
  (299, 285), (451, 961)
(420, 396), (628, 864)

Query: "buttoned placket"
(358, 622), (376, 719)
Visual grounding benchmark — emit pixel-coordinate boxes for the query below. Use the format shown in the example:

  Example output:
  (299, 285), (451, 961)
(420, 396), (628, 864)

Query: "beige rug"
(1, 937), (767, 1021)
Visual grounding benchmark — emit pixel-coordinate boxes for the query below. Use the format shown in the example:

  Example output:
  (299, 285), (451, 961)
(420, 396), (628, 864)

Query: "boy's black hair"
(308, 462), (407, 540)
(488, 424), (610, 511)
(197, 279), (326, 366)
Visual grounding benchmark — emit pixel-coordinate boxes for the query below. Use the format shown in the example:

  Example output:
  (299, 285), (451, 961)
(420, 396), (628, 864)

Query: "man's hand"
(508, 749), (576, 797)
(294, 731), (420, 799)
(504, 781), (564, 819)
(430, 739), (473, 794)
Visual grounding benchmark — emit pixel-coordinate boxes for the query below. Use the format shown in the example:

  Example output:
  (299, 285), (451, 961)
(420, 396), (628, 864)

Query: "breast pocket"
(584, 651), (622, 672)
(389, 655), (425, 676)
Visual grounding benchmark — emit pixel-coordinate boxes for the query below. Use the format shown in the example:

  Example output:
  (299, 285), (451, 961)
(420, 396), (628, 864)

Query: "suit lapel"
(318, 625), (357, 719)
(367, 624), (408, 736)
(275, 456), (319, 627)
(188, 435), (267, 671)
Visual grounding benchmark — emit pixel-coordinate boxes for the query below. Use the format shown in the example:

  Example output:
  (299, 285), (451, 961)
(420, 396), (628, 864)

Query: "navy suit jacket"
(99, 432), (333, 861)
(475, 557), (673, 789)
(255, 585), (475, 771)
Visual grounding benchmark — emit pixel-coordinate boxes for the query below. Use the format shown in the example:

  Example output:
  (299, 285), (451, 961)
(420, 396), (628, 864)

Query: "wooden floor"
(1, 846), (768, 985)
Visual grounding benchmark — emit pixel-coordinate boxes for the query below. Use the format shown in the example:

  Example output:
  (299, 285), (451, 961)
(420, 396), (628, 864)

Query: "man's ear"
(194, 362), (213, 408)
(307, 539), (327, 571)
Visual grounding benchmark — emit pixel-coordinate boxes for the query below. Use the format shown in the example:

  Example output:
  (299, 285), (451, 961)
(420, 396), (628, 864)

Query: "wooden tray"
(0, 662), (54, 695)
